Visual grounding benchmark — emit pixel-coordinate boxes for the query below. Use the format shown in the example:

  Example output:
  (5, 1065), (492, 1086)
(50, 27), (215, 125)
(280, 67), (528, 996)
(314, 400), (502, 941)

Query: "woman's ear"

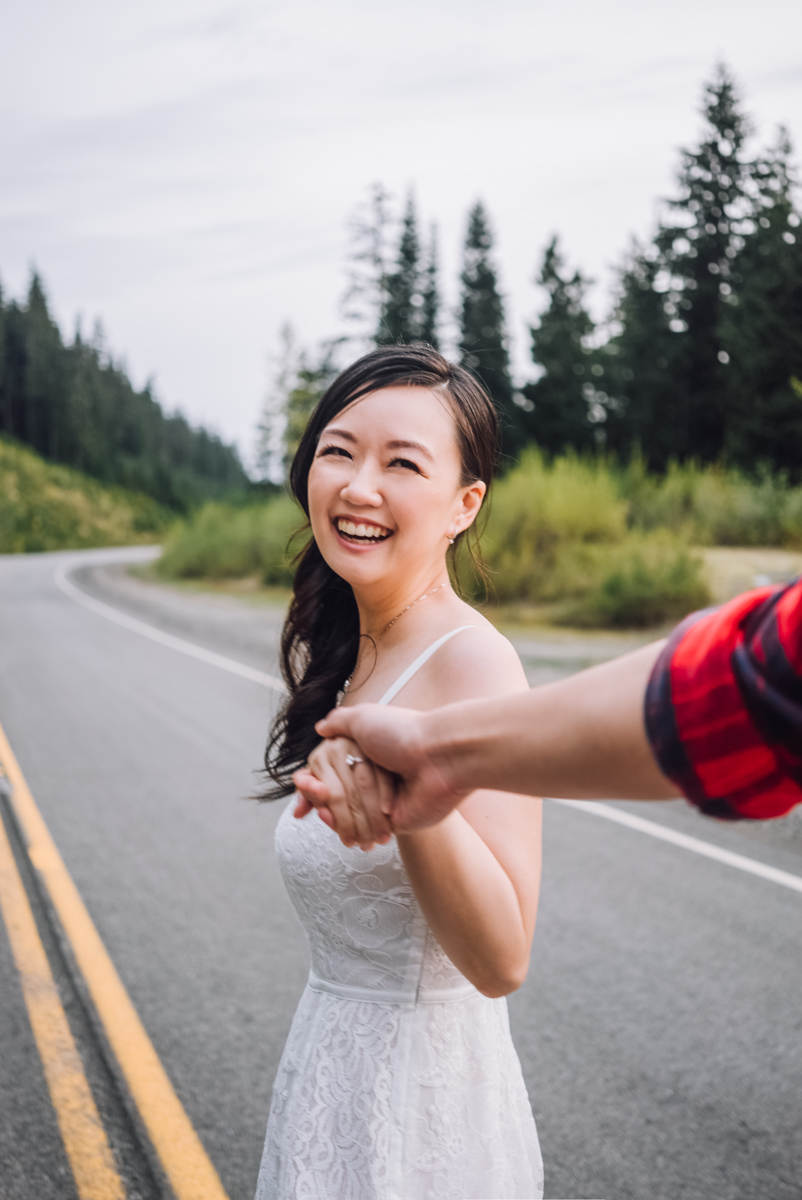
(453, 479), (487, 535)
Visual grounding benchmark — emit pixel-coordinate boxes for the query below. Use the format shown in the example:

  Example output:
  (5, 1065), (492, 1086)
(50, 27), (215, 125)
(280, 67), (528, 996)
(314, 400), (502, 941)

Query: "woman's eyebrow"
(321, 427), (357, 442)
(386, 439), (434, 461)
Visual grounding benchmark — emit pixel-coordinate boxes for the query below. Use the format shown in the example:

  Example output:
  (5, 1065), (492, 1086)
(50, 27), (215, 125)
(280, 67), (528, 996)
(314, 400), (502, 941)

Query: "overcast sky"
(2, 0), (801, 465)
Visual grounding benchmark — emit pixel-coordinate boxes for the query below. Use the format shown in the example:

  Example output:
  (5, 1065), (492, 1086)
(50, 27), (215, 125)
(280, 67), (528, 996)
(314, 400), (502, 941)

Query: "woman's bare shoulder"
(406, 612), (528, 709)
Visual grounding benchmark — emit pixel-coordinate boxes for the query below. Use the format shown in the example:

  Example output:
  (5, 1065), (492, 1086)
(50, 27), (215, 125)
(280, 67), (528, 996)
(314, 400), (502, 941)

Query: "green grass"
(156, 494), (304, 585)
(474, 450), (628, 603)
(559, 537), (710, 628)
(0, 435), (172, 552)
(462, 450), (711, 626)
(621, 456), (802, 547)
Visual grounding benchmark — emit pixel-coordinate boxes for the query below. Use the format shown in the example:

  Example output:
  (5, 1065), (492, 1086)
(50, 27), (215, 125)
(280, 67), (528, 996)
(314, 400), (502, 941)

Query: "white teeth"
(337, 519), (389, 540)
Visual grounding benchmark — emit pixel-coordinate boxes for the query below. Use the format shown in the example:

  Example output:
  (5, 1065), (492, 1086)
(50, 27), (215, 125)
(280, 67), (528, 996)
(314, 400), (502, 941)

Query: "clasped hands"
(291, 704), (465, 850)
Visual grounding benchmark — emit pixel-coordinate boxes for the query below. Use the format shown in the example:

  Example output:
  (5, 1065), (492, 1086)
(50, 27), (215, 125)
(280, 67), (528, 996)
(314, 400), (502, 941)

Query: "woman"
(256, 345), (544, 1200)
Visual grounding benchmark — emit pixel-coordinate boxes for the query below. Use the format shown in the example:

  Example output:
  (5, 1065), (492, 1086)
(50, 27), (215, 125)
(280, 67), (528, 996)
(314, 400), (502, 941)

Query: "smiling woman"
(255, 345), (544, 1200)
(262, 345), (498, 796)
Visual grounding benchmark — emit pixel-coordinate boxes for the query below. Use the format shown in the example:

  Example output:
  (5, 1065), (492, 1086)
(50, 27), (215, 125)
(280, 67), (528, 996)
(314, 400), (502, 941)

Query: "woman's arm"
(396, 793), (541, 998)
(305, 732), (540, 997)
(303, 627), (542, 997)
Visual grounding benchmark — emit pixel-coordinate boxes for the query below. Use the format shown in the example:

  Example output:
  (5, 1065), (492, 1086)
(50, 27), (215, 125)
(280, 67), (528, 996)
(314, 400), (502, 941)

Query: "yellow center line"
(0, 722), (230, 1200)
(0, 792), (125, 1200)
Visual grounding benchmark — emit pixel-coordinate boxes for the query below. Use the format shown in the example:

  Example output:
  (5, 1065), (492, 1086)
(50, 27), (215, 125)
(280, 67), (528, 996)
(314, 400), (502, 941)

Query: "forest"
(0, 276), (248, 511)
(258, 66), (802, 480)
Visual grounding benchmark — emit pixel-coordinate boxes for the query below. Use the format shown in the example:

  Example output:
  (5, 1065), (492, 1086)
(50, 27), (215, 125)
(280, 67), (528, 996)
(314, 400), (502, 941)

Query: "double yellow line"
(0, 721), (230, 1200)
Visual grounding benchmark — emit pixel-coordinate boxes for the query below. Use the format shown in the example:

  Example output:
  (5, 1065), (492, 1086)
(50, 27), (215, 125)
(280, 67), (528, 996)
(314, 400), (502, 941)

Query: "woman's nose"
(340, 464), (382, 506)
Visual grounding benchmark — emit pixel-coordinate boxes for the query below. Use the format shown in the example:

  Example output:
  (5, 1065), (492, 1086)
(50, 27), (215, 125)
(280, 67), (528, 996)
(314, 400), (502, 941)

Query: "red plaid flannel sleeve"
(644, 579), (802, 820)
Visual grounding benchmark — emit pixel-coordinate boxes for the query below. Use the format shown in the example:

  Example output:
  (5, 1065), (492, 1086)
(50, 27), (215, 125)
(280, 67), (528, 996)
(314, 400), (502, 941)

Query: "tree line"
(0, 275), (247, 510)
(260, 65), (802, 478)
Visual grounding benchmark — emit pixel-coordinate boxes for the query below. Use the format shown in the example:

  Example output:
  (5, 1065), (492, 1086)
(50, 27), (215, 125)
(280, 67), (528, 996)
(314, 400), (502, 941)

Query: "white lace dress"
(255, 629), (544, 1200)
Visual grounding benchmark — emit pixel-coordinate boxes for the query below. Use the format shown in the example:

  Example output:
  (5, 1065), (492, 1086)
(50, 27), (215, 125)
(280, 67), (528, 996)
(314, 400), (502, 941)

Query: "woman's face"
(307, 385), (485, 595)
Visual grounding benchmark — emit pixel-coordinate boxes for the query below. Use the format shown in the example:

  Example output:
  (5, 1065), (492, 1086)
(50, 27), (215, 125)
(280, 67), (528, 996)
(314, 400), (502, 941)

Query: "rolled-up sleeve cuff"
(644, 584), (802, 820)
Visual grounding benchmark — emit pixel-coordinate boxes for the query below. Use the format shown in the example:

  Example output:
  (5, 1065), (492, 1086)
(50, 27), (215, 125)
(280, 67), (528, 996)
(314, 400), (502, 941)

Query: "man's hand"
(293, 704), (469, 848)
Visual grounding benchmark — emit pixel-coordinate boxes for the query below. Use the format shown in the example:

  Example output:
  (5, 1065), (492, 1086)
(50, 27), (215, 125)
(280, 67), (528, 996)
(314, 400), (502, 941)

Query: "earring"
(446, 530), (455, 545)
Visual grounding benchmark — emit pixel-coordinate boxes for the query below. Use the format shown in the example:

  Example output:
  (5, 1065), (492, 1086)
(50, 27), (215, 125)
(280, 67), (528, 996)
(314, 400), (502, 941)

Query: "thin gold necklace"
(342, 580), (452, 693)
(381, 579), (452, 635)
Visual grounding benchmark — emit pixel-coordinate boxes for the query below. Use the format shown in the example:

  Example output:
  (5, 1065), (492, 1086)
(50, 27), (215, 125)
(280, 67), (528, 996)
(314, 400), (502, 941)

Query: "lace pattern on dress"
(255, 802), (543, 1200)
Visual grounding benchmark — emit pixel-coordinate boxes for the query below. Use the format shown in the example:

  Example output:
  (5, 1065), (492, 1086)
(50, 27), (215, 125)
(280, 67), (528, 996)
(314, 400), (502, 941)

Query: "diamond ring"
(345, 754), (364, 769)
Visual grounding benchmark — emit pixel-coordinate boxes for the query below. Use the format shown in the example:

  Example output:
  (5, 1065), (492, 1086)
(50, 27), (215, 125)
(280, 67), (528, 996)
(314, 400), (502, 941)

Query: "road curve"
(0, 547), (800, 1200)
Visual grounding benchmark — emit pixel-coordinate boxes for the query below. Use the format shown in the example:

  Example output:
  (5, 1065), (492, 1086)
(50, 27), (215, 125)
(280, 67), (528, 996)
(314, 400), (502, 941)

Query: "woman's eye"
(319, 445), (352, 460)
(389, 457), (421, 473)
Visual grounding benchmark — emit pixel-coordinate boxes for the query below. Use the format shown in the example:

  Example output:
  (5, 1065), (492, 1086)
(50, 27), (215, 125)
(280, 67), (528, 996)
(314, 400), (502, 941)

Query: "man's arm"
(417, 640), (677, 802)
(302, 580), (802, 846)
(305, 641), (678, 842)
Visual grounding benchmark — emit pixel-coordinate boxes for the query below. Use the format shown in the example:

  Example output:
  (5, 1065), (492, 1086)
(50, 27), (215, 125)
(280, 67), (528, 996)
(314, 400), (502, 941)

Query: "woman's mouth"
(335, 518), (393, 546)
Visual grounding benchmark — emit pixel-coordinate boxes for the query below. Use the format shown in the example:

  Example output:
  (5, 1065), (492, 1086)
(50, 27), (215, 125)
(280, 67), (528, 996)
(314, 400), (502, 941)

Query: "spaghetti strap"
(377, 626), (478, 707)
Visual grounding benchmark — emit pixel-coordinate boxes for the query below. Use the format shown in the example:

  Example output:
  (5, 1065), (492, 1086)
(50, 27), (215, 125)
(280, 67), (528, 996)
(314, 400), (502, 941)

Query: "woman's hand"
(293, 737), (395, 850)
(314, 704), (468, 841)
(293, 704), (476, 850)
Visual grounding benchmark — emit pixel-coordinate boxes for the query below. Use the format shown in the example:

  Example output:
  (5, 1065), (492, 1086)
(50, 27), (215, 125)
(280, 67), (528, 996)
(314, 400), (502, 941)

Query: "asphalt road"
(0, 547), (799, 1200)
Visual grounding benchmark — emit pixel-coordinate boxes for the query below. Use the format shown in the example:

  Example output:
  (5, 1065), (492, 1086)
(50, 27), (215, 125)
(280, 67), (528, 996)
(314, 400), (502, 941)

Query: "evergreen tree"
(341, 184), (392, 351)
(607, 65), (802, 473)
(256, 332), (340, 480)
(653, 64), (752, 461)
(65, 330), (105, 475)
(24, 273), (67, 459)
(602, 248), (679, 465)
(2, 300), (27, 441)
(419, 225), (440, 349)
(283, 345), (338, 475)
(256, 323), (298, 483)
(458, 202), (522, 460)
(341, 186), (440, 351)
(522, 237), (601, 454)
(721, 129), (802, 472)
(378, 193), (423, 345)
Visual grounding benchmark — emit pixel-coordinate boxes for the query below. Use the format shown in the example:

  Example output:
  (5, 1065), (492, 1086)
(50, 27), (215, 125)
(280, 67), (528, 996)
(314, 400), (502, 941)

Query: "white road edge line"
(555, 799), (802, 895)
(54, 565), (286, 694)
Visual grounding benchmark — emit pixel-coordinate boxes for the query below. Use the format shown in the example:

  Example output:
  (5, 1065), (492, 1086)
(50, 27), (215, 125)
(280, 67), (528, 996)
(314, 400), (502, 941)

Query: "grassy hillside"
(0, 435), (173, 553)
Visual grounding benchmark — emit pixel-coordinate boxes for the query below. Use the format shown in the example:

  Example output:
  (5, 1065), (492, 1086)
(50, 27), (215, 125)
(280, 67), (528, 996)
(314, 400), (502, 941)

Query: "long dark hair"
(261, 344), (500, 799)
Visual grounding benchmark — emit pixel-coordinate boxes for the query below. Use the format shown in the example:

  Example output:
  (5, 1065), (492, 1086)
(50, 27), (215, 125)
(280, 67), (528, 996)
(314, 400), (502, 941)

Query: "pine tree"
(721, 129), (802, 472)
(24, 273), (68, 458)
(522, 237), (601, 454)
(602, 247), (679, 466)
(653, 64), (752, 461)
(458, 202), (522, 460)
(341, 184), (392, 352)
(378, 193), (422, 345)
(419, 225), (440, 349)
(283, 344), (338, 474)
(2, 300), (26, 442)
(607, 65), (802, 473)
(256, 324), (298, 483)
(64, 330), (105, 474)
